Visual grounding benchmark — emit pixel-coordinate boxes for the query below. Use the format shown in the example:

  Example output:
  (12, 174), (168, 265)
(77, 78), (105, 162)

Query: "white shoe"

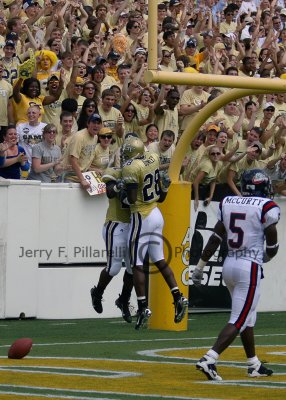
(196, 356), (222, 381)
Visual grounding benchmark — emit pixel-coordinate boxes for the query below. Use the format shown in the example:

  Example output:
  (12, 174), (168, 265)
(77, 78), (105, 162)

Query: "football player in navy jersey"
(192, 169), (280, 381)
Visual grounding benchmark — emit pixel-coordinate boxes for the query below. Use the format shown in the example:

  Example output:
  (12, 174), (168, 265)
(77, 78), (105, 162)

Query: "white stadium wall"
(0, 180), (285, 319)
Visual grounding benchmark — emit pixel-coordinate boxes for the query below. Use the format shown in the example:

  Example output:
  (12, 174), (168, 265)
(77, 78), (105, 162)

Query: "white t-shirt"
(17, 122), (47, 163)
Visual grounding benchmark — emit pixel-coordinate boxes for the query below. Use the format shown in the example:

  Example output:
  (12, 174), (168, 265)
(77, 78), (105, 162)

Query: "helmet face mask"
(240, 169), (273, 198)
(121, 137), (144, 164)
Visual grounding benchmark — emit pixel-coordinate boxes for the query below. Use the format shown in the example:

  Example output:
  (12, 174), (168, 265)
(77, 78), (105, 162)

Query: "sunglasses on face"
(265, 108), (275, 112)
(126, 108), (135, 112)
(210, 152), (220, 156)
(75, 84), (83, 88)
(100, 134), (112, 139)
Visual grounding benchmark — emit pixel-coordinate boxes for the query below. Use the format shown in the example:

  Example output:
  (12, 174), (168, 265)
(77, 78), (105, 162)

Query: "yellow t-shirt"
(13, 94), (45, 124)
(131, 101), (150, 142)
(90, 144), (110, 171)
(63, 128), (98, 180)
(154, 107), (179, 140)
(179, 88), (209, 131)
(190, 159), (222, 185)
(0, 79), (13, 126)
(98, 104), (125, 151)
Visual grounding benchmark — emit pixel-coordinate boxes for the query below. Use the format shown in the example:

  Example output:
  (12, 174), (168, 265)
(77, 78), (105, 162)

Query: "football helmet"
(121, 137), (144, 164)
(240, 169), (273, 198)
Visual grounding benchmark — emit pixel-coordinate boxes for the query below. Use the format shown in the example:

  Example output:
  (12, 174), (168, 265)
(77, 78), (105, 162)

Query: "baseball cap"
(95, 56), (107, 65)
(88, 113), (102, 123)
(201, 30), (214, 38)
(214, 43), (226, 50)
(170, 0), (180, 6)
(280, 8), (286, 15)
(186, 37), (197, 47)
(107, 50), (120, 59)
(4, 40), (15, 48)
(263, 102), (275, 110)
(244, 16), (254, 24)
(23, 0), (38, 10)
(207, 124), (220, 133)
(98, 127), (113, 135)
(134, 47), (147, 56)
(47, 73), (59, 82)
(251, 141), (263, 152)
(6, 32), (18, 41)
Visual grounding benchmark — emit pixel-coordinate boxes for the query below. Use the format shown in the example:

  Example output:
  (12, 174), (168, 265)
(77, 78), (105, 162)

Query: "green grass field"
(0, 312), (285, 400)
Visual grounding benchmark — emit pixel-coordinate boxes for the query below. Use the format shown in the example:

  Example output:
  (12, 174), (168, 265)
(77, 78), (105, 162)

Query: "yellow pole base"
(149, 181), (191, 331)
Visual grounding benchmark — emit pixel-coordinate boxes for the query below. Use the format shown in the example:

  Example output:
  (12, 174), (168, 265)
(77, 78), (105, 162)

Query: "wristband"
(161, 186), (169, 193)
(266, 243), (279, 249)
(197, 258), (207, 270)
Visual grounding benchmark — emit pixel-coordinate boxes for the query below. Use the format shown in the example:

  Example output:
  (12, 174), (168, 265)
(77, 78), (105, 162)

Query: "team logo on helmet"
(252, 172), (268, 185)
(241, 169), (272, 198)
(121, 137), (144, 164)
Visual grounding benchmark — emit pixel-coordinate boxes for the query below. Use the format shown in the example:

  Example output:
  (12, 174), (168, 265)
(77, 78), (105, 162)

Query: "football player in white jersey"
(121, 137), (188, 330)
(191, 169), (280, 381)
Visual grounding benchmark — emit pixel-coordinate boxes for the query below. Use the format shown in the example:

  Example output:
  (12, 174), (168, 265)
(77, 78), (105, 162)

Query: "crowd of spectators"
(0, 0), (285, 200)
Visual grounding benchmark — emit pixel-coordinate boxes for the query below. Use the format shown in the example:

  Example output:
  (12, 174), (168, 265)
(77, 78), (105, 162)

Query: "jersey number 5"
(143, 169), (160, 202)
(228, 212), (246, 249)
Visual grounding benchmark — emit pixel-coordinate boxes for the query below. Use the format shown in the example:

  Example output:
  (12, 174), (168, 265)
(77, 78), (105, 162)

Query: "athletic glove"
(113, 179), (125, 193)
(161, 174), (171, 192)
(191, 267), (204, 286)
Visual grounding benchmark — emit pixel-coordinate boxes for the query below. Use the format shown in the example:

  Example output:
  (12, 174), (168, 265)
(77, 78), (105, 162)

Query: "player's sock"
(206, 349), (219, 361)
(170, 287), (180, 301)
(119, 271), (133, 302)
(137, 297), (147, 312)
(247, 355), (260, 367)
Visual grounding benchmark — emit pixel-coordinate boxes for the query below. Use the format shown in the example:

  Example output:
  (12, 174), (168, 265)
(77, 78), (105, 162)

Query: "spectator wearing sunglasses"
(28, 124), (62, 183)
(219, 8), (237, 35)
(90, 127), (114, 177)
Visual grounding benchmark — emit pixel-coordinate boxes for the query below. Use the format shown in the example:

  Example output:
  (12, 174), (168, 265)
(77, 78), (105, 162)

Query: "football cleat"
(135, 308), (151, 330)
(174, 295), (189, 323)
(196, 356), (222, 381)
(248, 362), (273, 377)
(90, 286), (103, 314)
(115, 297), (132, 323)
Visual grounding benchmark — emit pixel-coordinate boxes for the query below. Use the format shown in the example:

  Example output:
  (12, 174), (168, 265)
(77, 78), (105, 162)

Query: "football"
(8, 338), (33, 359)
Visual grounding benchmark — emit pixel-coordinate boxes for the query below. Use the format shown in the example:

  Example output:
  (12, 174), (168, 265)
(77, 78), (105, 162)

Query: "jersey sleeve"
(261, 200), (280, 228)
(102, 168), (119, 183)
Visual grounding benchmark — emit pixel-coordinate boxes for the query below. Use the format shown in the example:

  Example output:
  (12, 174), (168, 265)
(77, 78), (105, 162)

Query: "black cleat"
(90, 286), (103, 313)
(135, 308), (151, 330)
(115, 297), (132, 323)
(174, 295), (188, 323)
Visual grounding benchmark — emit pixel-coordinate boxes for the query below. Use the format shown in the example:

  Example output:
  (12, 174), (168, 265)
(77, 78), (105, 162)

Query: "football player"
(192, 169), (280, 381)
(90, 164), (133, 323)
(121, 137), (188, 330)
